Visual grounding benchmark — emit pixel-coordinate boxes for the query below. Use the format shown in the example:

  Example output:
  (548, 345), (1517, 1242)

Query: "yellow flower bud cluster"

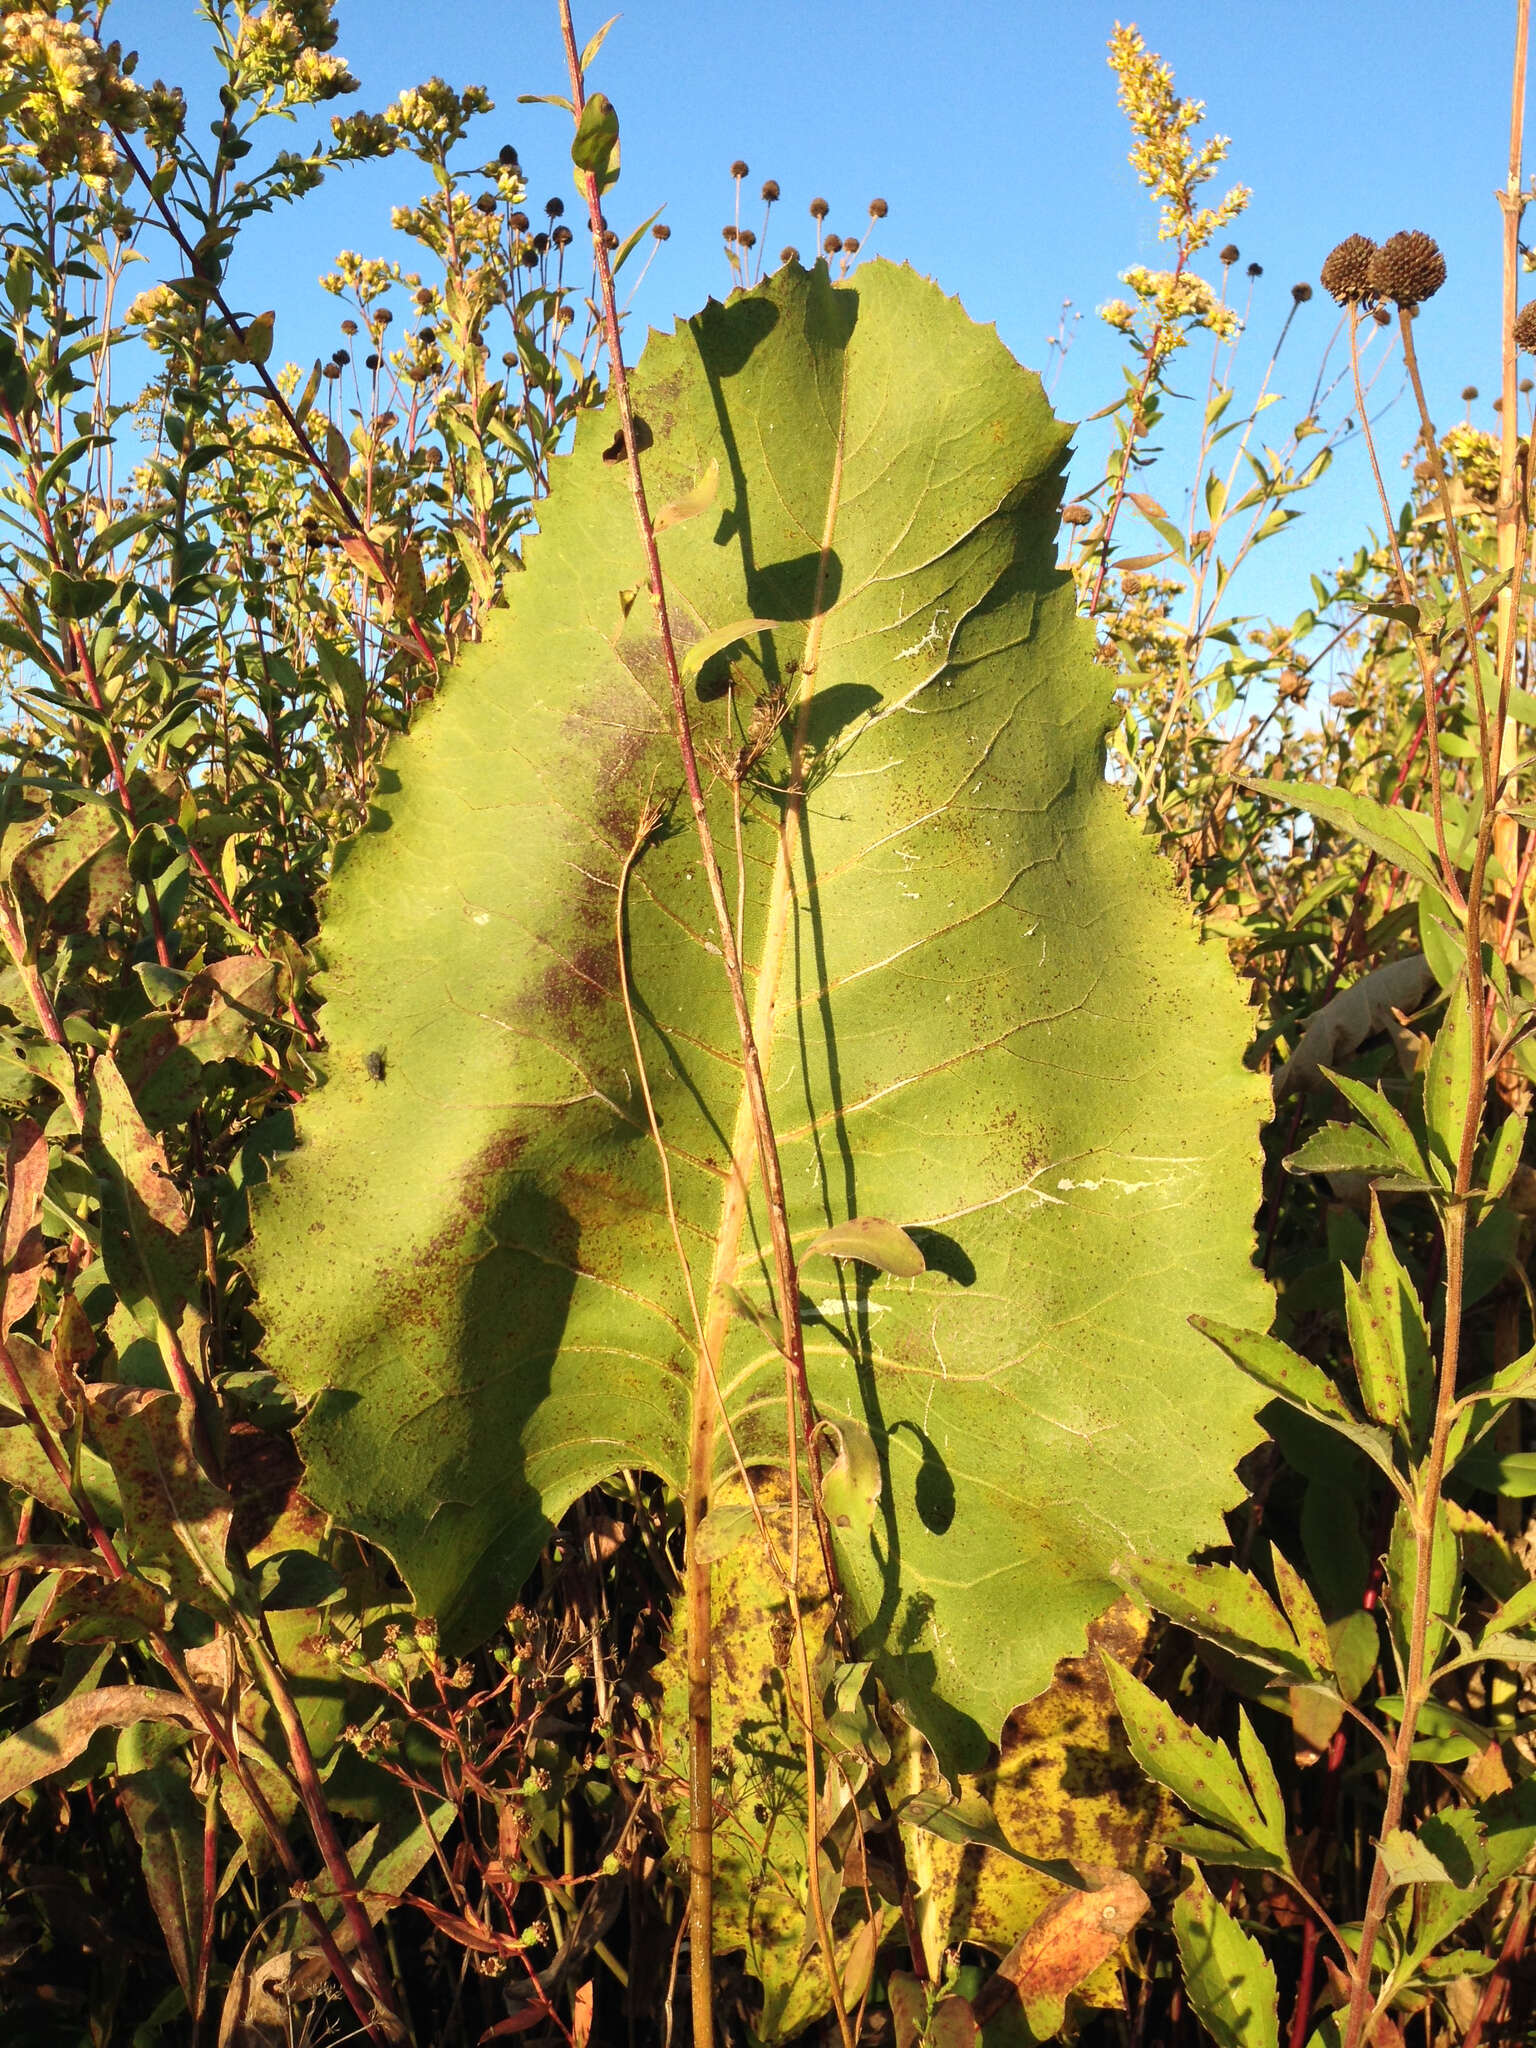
(0, 9), (179, 184)
(231, 1), (356, 106)
(385, 78), (494, 154)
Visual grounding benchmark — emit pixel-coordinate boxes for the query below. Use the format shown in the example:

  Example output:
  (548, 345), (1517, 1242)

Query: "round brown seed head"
(722, 224), (738, 243)
(738, 229), (756, 249)
(780, 244), (799, 265)
(868, 197), (888, 218)
(809, 196), (829, 220)
(1219, 243), (1239, 265)
(843, 236), (859, 254)
(602, 229), (618, 249)
(551, 225), (572, 248)
(824, 233), (843, 253)
(509, 212), (528, 233)
(761, 179), (779, 202)
(1462, 385), (1479, 401)
(1320, 234), (1377, 305)
(475, 193), (497, 215)
(1514, 302), (1536, 354)
(1247, 262), (1263, 278)
(544, 196), (564, 218)
(651, 222), (671, 240)
(340, 318), (358, 336)
(1061, 503), (1093, 527)
(1368, 230), (1445, 308)
(1291, 281), (1313, 303)
(1524, 378), (1534, 393)
(731, 159), (748, 179)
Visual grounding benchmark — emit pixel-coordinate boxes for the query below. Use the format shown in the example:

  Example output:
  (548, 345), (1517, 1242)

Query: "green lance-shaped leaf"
(1172, 1868), (1280, 2048)
(1342, 1194), (1434, 1448)
(249, 260), (1269, 1766)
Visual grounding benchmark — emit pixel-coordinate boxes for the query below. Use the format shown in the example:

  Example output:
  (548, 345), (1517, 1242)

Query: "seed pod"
(1320, 234), (1377, 305)
(1219, 242), (1239, 265)
(809, 196), (829, 220)
(761, 179), (780, 202)
(1368, 230), (1445, 309)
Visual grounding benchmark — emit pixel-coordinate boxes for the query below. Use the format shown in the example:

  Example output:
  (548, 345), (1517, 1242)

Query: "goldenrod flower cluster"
(320, 250), (406, 305)
(1114, 266), (1245, 354)
(385, 79), (493, 154)
(1106, 23), (1248, 253)
(330, 108), (397, 161)
(0, 9), (180, 183)
(1440, 425), (1501, 509)
(231, 0), (356, 106)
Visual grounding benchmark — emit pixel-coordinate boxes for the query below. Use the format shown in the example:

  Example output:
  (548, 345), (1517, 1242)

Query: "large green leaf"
(250, 260), (1269, 1767)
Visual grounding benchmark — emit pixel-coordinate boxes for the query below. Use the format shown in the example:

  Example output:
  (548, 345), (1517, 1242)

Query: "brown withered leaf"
(973, 1872), (1150, 2025)
(1, 1115), (48, 1335)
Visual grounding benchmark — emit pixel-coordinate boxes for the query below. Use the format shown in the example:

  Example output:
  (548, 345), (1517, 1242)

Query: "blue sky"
(111, 0), (1525, 635)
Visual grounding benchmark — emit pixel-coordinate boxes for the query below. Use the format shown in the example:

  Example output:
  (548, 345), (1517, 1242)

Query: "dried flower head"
(1219, 243), (1239, 265)
(843, 236), (859, 255)
(498, 143), (518, 165)
(809, 196), (829, 220)
(1246, 262), (1263, 278)
(551, 225), (572, 249)
(868, 197), (888, 219)
(651, 222), (671, 241)
(1291, 281), (1312, 303)
(780, 244), (799, 265)
(824, 233), (843, 254)
(544, 196), (564, 218)
(731, 158), (748, 178)
(761, 179), (780, 202)
(1514, 302), (1536, 354)
(1462, 384), (1479, 401)
(722, 224), (738, 243)
(1320, 235), (1377, 305)
(738, 229), (756, 250)
(1368, 230), (1445, 309)
(1061, 503), (1093, 526)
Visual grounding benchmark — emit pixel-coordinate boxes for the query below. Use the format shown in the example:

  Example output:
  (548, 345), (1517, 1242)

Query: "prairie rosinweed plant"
(4, 5), (1536, 2048)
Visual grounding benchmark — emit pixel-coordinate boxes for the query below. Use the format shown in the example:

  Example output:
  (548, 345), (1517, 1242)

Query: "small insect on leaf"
(804, 1216), (926, 1279)
(365, 1051), (386, 1083)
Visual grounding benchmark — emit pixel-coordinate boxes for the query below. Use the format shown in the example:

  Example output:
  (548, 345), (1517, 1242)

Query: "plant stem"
(1346, 309), (1462, 902)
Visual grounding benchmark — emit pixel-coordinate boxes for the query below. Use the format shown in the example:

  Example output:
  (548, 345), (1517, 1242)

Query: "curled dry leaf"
(1274, 953), (1434, 1099)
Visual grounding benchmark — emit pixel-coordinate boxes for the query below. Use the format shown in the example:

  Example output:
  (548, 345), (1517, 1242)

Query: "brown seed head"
(551, 225), (572, 249)
(1219, 243), (1239, 265)
(731, 159), (749, 179)
(1462, 384), (1479, 401)
(868, 197), (888, 219)
(1291, 281), (1312, 303)
(1514, 303), (1536, 354)
(824, 233), (843, 254)
(738, 229), (756, 250)
(602, 229), (618, 250)
(652, 222), (671, 241)
(1061, 503), (1093, 527)
(1246, 262), (1263, 279)
(843, 236), (859, 255)
(809, 196), (829, 220)
(722, 224), (738, 243)
(1368, 230), (1445, 308)
(761, 179), (780, 202)
(509, 212), (528, 233)
(780, 244), (799, 265)
(1320, 234), (1377, 306)
(544, 196), (564, 219)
